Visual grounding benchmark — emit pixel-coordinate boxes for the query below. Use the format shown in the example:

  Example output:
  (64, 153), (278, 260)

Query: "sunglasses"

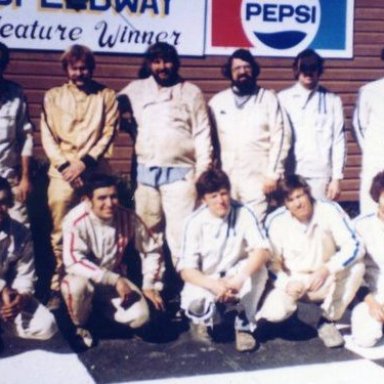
(299, 63), (320, 74)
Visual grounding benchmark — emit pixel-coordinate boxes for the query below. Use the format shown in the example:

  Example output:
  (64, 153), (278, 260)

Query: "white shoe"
(317, 321), (344, 348)
(235, 330), (257, 352)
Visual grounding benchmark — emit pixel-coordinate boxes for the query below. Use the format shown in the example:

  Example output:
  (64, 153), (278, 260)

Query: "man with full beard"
(119, 43), (212, 268)
(209, 49), (290, 222)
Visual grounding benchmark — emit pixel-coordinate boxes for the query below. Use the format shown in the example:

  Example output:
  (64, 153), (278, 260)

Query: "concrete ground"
(1, 302), (384, 384)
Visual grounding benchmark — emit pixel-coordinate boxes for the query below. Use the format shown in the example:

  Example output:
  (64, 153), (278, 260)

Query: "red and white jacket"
(62, 201), (164, 291)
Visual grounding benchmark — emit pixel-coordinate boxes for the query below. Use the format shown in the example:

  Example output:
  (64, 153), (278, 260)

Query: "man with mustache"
(41, 45), (119, 310)
(209, 49), (290, 222)
(119, 43), (212, 269)
(278, 49), (346, 201)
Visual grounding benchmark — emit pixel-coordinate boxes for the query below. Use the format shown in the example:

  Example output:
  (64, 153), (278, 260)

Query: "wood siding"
(3, 0), (384, 201)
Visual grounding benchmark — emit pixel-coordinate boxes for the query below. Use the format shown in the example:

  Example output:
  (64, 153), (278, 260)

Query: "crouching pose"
(0, 177), (57, 344)
(352, 171), (384, 347)
(179, 169), (270, 352)
(258, 175), (364, 348)
(61, 174), (164, 349)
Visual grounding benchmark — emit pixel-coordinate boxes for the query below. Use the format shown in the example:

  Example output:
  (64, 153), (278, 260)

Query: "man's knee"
(33, 310), (58, 340)
(61, 276), (91, 299)
(15, 303), (58, 341)
(258, 289), (297, 323)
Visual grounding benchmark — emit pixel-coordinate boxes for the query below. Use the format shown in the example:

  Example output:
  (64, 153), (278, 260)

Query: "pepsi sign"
(208, 0), (354, 58)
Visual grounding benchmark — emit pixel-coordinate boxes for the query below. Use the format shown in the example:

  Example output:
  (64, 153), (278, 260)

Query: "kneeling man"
(179, 169), (270, 352)
(61, 174), (164, 348)
(351, 171), (384, 347)
(0, 177), (57, 345)
(259, 175), (364, 348)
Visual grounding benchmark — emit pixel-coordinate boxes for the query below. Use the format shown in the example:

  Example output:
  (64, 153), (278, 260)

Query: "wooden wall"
(4, 0), (384, 201)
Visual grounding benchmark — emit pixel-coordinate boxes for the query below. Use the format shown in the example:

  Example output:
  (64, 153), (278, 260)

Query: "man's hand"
(223, 273), (247, 294)
(308, 266), (330, 292)
(143, 289), (165, 311)
(70, 177), (84, 190)
(208, 279), (236, 303)
(366, 295), (384, 323)
(262, 177), (278, 195)
(115, 277), (133, 302)
(286, 280), (306, 299)
(62, 159), (86, 184)
(326, 179), (341, 201)
(14, 177), (31, 203)
(0, 288), (27, 321)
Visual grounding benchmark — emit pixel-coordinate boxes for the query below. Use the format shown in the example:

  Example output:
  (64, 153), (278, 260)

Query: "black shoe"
(46, 290), (62, 311)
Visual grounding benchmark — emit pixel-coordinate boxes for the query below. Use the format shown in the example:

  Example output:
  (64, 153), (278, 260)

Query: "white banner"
(0, 0), (355, 58)
(0, 0), (206, 56)
(206, 0), (354, 58)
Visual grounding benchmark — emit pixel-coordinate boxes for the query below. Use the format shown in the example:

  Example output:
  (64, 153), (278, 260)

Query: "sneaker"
(74, 327), (96, 350)
(46, 290), (62, 311)
(317, 321), (344, 348)
(190, 323), (212, 344)
(235, 330), (258, 352)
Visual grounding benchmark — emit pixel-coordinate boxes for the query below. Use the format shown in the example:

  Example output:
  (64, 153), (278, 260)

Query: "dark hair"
(275, 174), (313, 204)
(138, 42), (180, 79)
(60, 44), (95, 73)
(222, 49), (260, 80)
(82, 173), (118, 198)
(195, 168), (231, 199)
(0, 42), (10, 71)
(0, 176), (14, 207)
(293, 48), (324, 79)
(370, 171), (384, 203)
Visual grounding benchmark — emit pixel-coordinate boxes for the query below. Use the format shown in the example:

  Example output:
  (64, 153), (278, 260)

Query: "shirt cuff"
(0, 279), (6, 292)
(142, 278), (164, 291)
(266, 171), (281, 181)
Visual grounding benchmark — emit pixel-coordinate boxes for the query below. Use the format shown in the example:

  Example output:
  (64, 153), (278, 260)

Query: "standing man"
(179, 169), (270, 352)
(41, 45), (119, 309)
(0, 42), (33, 225)
(279, 49), (346, 201)
(259, 175), (364, 348)
(61, 174), (164, 349)
(0, 177), (57, 347)
(209, 49), (290, 221)
(353, 56), (384, 214)
(119, 42), (212, 266)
